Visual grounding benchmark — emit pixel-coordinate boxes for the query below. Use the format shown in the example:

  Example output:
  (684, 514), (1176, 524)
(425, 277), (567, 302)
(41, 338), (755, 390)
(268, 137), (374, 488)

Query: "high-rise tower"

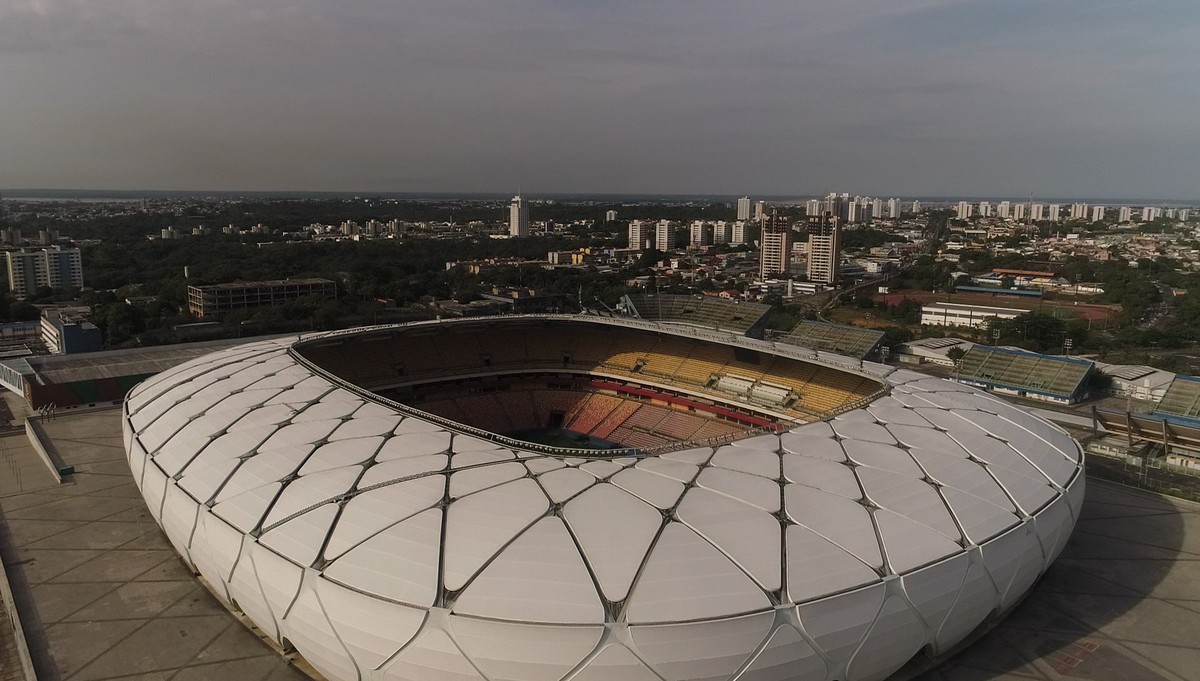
(759, 211), (791, 280)
(509, 195), (529, 237)
(736, 197), (752, 221)
(806, 212), (841, 286)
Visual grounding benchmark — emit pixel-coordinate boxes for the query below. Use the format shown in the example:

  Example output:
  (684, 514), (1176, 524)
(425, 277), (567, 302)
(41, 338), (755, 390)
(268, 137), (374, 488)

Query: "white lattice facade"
(123, 317), (1084, 681)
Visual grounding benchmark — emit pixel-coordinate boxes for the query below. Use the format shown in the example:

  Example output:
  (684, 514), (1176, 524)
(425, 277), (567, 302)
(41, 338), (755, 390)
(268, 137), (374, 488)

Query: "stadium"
(122, 313), (1084, 681)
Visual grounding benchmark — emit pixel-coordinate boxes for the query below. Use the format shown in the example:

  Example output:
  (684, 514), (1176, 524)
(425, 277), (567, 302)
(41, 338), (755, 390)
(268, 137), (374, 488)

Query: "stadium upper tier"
(955, 345), (1093, 402)
(776, 320), (886, 360)
(1154, 375), (1200, 423)
(623, 293), (772, 335)
(123, 315), (1084, 681)
(294, 316), (885, 425)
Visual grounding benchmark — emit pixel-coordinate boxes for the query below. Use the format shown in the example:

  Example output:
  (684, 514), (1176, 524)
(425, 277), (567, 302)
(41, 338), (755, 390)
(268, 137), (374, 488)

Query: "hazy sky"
(2, 0), (1197, 198)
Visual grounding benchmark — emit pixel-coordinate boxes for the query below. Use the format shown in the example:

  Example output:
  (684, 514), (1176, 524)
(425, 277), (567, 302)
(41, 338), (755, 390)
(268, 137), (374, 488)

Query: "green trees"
(984, 312), (1090, 353)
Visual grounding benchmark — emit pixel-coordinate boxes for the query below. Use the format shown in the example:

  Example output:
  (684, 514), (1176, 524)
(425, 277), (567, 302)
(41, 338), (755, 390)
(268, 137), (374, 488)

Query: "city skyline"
(1, 1), (1198, 198)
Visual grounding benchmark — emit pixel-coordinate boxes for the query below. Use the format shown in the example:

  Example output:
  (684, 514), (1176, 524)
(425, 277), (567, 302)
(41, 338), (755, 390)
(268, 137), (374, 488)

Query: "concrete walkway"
(926, 480), (1200, 681)
(0, 410), (306, 681)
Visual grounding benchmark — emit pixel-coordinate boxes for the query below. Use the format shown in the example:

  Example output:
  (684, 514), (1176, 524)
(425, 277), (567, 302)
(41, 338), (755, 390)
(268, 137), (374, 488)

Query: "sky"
(1, 0), (1198, 199)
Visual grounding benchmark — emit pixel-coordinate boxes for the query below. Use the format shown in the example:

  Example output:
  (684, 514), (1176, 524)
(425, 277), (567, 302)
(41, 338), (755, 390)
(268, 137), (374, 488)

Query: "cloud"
(0, 0), (1197, 197)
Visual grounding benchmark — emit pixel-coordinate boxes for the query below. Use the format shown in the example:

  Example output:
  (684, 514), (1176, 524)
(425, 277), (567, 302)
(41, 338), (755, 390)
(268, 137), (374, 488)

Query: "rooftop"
(188, 278), (334, 291)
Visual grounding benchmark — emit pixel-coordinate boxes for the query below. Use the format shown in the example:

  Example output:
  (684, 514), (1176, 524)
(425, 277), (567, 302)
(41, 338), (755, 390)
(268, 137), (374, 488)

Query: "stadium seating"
(565, 394), (623, 434)
(692, 419), (744, 441)
(1155, 377), (1200, 421)
(656, 411), (708, 440)
(624, 294), (772, 335)
(499, 392), (540, 432)
(957, 345), (1092, 401)
(776, 320), (885, 359)
(299, 319), (885, 428)
(590, 400), (642, 440)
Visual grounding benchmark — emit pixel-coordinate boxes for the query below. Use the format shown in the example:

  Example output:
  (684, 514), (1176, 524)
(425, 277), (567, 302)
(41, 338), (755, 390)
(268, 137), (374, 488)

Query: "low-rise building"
(1094, 363), (1176, 403)
(187, 278), (337, 319)
(40, 308), (102, 354)
(896, 337), (974, 367)
(920, 302), (1028, 329)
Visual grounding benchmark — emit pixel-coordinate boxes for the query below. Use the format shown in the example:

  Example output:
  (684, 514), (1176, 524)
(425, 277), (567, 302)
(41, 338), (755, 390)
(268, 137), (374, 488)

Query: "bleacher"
(776, 320), (885, 360)
(588, 400), (642, 440)
(955, 345), (1093, 404)
(623, 294), (772, 336)
(1153, 375), (1200, 423)
(565, 394), (625, 434)
(298, 317), (884, 423)
(500, 392), (540, 432)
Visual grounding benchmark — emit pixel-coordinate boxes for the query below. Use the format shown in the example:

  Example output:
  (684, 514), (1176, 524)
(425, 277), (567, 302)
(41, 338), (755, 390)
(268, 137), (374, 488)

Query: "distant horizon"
(3, 187), (1198, 207)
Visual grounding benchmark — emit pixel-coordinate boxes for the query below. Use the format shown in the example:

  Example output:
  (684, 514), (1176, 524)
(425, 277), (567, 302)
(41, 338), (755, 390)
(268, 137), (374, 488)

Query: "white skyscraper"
(689, 220), (712, 248)
(956, 201), (974, 220)
(1141, 207), (1159, 221)
(1118, 206), (1133, 223)
(508, 195), (529, 237)
(1048, 204), (1061, 222)
(887, 198), (902, 219)
(978, 201), (992, 217)
(871, 198), (883, 220)
(1030, 203), (1044, 221)
(911, 200), (922, 214)
(1013, 203), (1026, 221)
(736, 197), (751, 221)
(604, 210), (618, 222)
(655, 220), (676, 251)
(1180, 209), (1190, 221)
(847, 201), (861, 223)
(997, 201), (1011, 219)
(806, 199), (822, 216)
(712, 221), (731, 244)
(1069, 203), (1089, 220)
(628, 220), (651, 250)
(731, 221), (749, 245)
(1090, 206), (1105, 222)
(754, 201), (767, 221)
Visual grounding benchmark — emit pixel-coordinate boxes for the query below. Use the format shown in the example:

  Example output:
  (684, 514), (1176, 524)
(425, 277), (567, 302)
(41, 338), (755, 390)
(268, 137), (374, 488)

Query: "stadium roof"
(1103, 365), (1157, 381)
(1153, 375), (1200, 423)
(623, 293), (771, 334)
(1095, 407), (1200, 451)
(955, 285), (1043, 298)
(123, 318), (1083, 681)
(907, 337), (967, 350)
(776, 320), (885, 359)
(956, 345), (1093, 399)
(15, 336), (290, 385)
(923, 301), (1029, 315)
